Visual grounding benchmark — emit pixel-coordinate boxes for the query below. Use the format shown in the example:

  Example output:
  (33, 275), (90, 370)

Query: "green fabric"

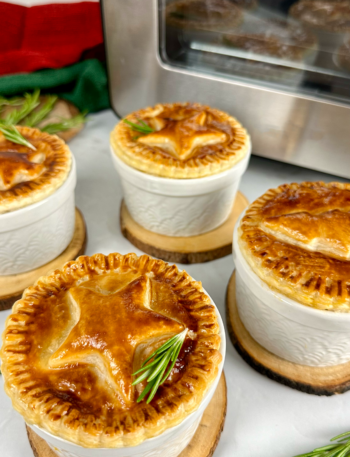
(0, 59), (110, 113)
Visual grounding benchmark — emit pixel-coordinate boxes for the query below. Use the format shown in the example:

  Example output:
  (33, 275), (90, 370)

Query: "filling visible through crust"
(111, 102), (249, 178)
(238, 182), (350, 311)
(1, 253), (221, 447)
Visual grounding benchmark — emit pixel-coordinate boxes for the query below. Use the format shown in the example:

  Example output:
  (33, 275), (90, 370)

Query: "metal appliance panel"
(101, 0), (350, 178)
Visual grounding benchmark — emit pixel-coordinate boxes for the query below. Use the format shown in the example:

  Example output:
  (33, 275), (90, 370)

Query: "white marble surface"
(1, 110), (349, 457)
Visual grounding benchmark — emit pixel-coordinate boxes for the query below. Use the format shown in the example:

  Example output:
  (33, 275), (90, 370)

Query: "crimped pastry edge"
(111, 102), (250, 179)
(0, 126), (72, 214)
(1, 253), (222, 448)
(238, 181), (350, 312)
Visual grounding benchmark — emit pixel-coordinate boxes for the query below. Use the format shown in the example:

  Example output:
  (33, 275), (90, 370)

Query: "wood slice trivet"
(26, 372), (227, 457)
(226, 271), (350, 396)
(0, 208), (87, 311)
(120, 192), (249, 264)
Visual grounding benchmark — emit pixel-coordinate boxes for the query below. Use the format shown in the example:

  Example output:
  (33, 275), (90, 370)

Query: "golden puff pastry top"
(238, 182), (350, 311)
(1, 253), (221, 448)
(0, 126), (71, 214)
(111, 102), (250, 178)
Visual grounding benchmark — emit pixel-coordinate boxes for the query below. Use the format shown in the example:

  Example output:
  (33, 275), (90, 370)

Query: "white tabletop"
(1, 109), (349, 457)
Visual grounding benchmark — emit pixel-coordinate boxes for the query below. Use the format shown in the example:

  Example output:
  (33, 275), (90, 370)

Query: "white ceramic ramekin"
(110, 144), (251, 237)
(0, 157), (76, 275)
(233, 215), (350, 367)
(28, 291), (226, 457)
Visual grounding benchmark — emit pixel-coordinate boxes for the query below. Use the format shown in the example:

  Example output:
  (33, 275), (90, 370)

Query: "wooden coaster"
(0, 208), (87, 311)
(120, 192), (249, 264)
(226, 271), (350, 396)
(26, 372), (227, 457)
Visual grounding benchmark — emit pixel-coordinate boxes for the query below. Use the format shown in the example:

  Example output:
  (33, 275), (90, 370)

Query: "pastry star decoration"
(138, 111), (227, 160)
(0, 150), (45, 190)
(261, 210), (350, 261)
(259, 187), (350, 261)
(49, 275), (184, 406)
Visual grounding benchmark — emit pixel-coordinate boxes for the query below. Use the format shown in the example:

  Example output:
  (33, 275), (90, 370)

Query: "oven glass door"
(160, 0), (350, 104)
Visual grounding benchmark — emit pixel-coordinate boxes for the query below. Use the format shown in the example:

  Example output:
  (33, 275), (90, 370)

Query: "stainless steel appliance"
(101, 0), (350, 178)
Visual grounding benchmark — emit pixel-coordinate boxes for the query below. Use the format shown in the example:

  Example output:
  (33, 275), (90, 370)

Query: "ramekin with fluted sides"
(28, 291), (226, 457)
(0, 157), (76, 275)
(110, 143), (251, 237)
(233, 214), (350, 367)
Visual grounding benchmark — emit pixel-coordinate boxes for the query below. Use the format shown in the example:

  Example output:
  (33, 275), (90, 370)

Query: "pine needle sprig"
(294, 431), (350, 457)
(3, 89), (40, 126)
(24, 95), (58, 127)
(0, 125), (36, 150)
(123, 119), (155, 135)
(132, 328), (188, 404)
(41, 112), (87, 135)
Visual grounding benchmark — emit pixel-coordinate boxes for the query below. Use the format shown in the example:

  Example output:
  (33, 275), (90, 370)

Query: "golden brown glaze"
(111, 102), (250, 178)
(0, 126), (71, 213)
(239, 182), (350, 311)
(0, 151), (45, 190)
(166, 0), (243, 31)
(290, 0), (350, 32)
(1, 253), (221, 447)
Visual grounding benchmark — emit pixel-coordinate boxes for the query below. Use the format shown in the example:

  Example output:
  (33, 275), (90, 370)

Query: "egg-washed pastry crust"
(238, 182), (350, 311)
(111, 102), (250, 178)
(0, 126), (71, 214)
(1, 253), (221, 448)
(166, 0), (243, 31)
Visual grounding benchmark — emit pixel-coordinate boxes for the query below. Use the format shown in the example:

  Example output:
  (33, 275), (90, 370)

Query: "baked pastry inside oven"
(290, 0), (350, 33)
(0, 126), (71, 214)
(223, 22), (317, 61)
(238, 182), (350, 311)
(111, 102), (250, 178)
(166, 0), (243, 31)
(1, 253), (222, 447)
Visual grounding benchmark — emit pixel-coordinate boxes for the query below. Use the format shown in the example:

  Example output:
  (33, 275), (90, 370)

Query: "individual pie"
(1, 253), (222, 447)
(290, 0), (350, 33)
(0, 126), (72, 214)
(111, 102), (250, 178)
(166, 0), (243, 31)
(238, 182), (350, 311)
(223, 21), (317, 62)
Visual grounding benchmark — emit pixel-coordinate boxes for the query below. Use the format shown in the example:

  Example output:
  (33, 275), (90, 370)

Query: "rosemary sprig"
(41, 112), (87, 134)
(294, 431), (350, 457)
(123, 119), (155, 135)
(0, 96), (23, 109)
(24, 95), (58, 127)
(3, 89), (40, 126)
(132, 328), (188, 404)
(0, 125), (36, 150)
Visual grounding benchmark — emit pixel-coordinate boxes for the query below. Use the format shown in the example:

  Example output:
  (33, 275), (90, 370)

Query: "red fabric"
(0, 2), (103, 76)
